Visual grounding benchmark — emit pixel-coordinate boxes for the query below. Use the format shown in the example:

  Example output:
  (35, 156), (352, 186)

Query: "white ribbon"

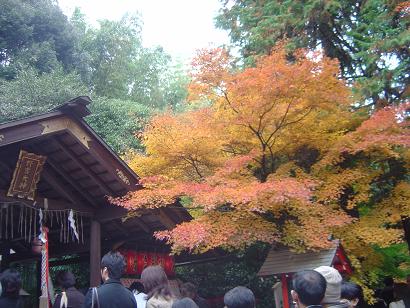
(38, 209), (47, 244)
(68, 210), (79, 241)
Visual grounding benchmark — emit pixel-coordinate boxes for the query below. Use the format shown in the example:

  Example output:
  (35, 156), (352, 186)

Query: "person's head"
(56, 271), (76, 290)
(130, 281), (145, 294)
(100, 251), (126, 281)
(383, 277), (394, 287)
(291, 270), (327, 308)
(224, 286), (255, 308)
(341, 282), (363, 308)
(141, 265), (172, 299)
(314, 266), (343, 303)
(172, 298), (199, 308)
(180, 282), (198, 299)
(0, 269), (21, 298)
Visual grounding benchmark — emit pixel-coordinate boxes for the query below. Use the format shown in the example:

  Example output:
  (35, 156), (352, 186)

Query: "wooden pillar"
(90, 220), (101, 287)
(281, 274), (290, 308)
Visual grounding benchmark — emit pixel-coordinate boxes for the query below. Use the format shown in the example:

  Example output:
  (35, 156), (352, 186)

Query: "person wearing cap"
(314, 266), (349, 308)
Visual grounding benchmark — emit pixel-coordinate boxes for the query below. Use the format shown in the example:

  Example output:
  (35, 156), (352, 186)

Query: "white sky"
(58, 0), (231, 62)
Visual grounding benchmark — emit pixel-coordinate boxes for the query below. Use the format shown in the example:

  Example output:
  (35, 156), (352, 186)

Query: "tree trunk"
(403, 218), (410, 254)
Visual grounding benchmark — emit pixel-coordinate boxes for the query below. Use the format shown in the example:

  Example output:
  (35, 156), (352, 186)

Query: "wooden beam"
(96, 206), (128, 222)
(0, 113), (62, 147)
(41, 168), (81, 205)
(20, 140), (101, 209)
(95, 206), (151, 234)
(54, 136), (113, 195)
(90, 220), (101, 287)
(0, 189), (94, 215)
(45, 156), (100, 209)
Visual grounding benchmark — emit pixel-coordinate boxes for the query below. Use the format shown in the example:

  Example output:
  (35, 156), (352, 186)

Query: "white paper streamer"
(68, 209), (79, 241)
(38, 209), (47, 244)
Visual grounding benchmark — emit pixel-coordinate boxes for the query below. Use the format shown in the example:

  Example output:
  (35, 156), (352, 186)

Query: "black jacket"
(53, 287), (85, 308)
(0, 296), (23, 308)
(83, 279), (137, 308)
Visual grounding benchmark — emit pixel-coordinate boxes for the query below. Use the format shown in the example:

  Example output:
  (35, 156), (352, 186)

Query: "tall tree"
(70, 12), (188, 109)
(115, 46), (409, 298)
(215, 0), (410, 106)
(0, 0), (78, 79)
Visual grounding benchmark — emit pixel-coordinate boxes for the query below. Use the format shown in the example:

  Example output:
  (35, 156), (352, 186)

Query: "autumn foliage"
(114, 44), (409, 295)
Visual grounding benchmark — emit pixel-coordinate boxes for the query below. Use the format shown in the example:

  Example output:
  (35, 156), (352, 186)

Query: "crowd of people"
(0, 251), (409, 308)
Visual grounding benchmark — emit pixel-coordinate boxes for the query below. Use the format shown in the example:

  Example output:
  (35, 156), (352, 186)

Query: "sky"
(58, 0), (231, 62)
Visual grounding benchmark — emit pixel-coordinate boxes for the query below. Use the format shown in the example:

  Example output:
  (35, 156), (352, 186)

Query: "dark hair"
(383, 277), (394, 287)
(224, 286), (255, 308)
(172, 298), (199, 308)
(180, 282), (197, 299)
(141, 265), (173, 300)
(100, 251), (126, 280)
(130, 281), (145, 293)
(56, 271), (76, 289)
(341, 282), (363, 301)
(292, 270), (327, 306)
(0, 269), (21, 298)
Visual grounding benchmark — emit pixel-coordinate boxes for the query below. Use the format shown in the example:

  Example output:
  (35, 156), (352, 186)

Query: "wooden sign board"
(7, 150), (46, 200)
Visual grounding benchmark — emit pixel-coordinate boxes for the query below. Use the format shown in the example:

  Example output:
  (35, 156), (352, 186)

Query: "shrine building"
(0, 96), (190, 305)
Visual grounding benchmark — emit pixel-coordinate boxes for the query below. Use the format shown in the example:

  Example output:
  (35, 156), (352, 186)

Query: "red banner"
(120, 250), (175, 277)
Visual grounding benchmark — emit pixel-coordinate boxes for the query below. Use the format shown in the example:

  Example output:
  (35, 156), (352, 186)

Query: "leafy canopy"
(117, 45), (357, 253)
(215, 0), (410, 106)
(117, 45), (409, 298)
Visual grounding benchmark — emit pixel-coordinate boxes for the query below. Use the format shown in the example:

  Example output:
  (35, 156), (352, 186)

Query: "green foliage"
(0, 67), (87, 122)
(70, 12), (189, 110)
(0, 4), (189, 154)
(84, 15), (143, 99)
(49, 256), (90, 292)
(0, 0), (78, 79)
(373, 243), (410, 280)
(86, 97), (153, 154)
(216, 0), (409, 105)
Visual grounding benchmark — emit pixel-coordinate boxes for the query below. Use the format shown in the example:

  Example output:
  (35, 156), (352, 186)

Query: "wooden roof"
(258, 245), (339, 277)
(0, 96), (190, 258)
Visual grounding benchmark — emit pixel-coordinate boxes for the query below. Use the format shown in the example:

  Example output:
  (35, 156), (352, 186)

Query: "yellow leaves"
(127, 109), (227, 181)
(314, 167), (380, 208)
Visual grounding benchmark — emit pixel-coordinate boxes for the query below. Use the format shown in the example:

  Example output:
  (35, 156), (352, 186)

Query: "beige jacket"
(146, 295), (175, 308)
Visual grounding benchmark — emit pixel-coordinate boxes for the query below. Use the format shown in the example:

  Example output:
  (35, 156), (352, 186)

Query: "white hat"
(314, 266), (342, 303)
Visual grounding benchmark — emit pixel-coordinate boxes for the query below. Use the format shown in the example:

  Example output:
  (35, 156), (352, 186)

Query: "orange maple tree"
(113, 45), (409, 295)
(114, 46), (339, 247)
(114, 44), (410, 296)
